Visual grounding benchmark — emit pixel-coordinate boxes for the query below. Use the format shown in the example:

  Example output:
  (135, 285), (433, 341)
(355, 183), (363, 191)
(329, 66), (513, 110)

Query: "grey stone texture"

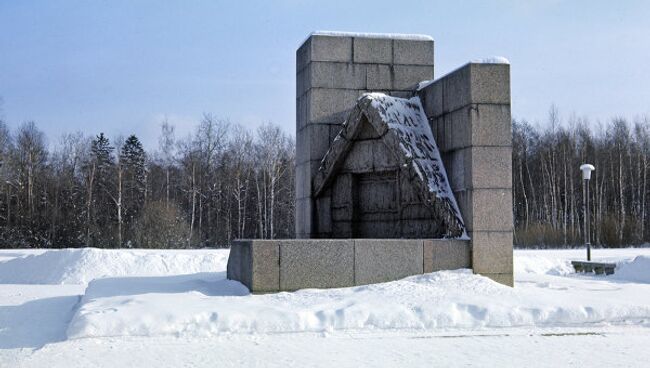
(354, 239), (423, 285)
(419, 63), (510, 116)
(393, 65), (434, 90)
(455, 189), (513, 232)
(311, 95), (465, 239)
(470, 231), (513, 274)
(417, 62), (513, 286)
(428, 103), (511, 153)
(366, 64), (392, 90)
(393, 39), (434, 66)
(226, 34), (515, 297)
(227, 238), (471, 292)
(227, 240), (280, 293)
(250, 241), (281, 292)
(226, 240), (243, 281)
(299, 35), (353, 65)
(305, 88), (361, 125)
(296, 34), (436, 238)
(354, 37), (393, 64)
(295, 198), (313, 238)
(309, 62), (367, 90)
(280, 239), (354, 291)
(423, 239), (472, 272)
(291, 32), (512, 288)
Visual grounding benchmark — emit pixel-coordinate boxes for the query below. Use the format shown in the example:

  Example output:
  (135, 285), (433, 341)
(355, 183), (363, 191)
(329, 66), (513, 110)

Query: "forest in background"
(513, 107), (650, 247)
(0, 116), (295, 248)
(1, 106), (650, 248)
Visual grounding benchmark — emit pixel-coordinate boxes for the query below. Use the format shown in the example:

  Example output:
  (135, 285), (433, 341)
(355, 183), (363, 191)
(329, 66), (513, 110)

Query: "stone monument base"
(227, 239), (471, 293)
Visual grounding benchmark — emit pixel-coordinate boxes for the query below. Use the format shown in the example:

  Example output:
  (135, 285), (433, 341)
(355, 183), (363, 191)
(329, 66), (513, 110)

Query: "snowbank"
(0, 248), (229, 284)
(614, 256), (650, 283)
(515, 250), (650, 282)
(2, 247), (650, 342)
(66, 267), (650, 339)
(514, 254), (574, 276)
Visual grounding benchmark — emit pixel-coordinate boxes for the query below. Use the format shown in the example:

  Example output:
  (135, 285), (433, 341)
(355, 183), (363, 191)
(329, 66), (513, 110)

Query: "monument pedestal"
(227, 239), (470, 293)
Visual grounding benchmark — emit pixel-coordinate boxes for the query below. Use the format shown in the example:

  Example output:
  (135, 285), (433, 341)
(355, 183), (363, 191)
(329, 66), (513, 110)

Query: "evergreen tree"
(120, 134), (147, 244)
(87, 133), (115, 247)
(91, 133), (115, 185)
(0, 119), (298, 248)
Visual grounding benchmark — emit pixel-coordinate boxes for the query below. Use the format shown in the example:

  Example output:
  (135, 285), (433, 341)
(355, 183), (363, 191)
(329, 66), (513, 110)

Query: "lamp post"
(580, 164), (595, 261)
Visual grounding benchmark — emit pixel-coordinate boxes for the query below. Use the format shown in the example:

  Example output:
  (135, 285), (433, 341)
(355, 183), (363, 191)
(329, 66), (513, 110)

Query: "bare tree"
(0, 118), (300, 248)
(255, 124), (291, 239)
(158, 120), (176, 209)
(228, 125), (253, 238)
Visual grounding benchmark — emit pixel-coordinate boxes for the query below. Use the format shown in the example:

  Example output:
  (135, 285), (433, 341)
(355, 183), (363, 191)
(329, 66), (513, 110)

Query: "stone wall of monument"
(417, 63), (514, 286)
(228, 238), (471, 292)
(295, 33), (434, 238)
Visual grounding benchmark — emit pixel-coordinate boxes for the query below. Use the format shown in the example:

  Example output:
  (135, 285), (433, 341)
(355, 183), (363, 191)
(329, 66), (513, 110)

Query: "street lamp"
(580, 164), (595, 261)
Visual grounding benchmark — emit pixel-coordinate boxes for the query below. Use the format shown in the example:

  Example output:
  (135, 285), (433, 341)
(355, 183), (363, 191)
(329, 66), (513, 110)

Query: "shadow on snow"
(0, 272), (249, 349)
(0, 295), (80, 349)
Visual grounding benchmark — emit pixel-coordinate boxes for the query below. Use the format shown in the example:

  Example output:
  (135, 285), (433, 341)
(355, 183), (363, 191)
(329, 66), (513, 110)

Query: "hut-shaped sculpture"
(313, 93), (466, 239)
(227, 32), (513, 292)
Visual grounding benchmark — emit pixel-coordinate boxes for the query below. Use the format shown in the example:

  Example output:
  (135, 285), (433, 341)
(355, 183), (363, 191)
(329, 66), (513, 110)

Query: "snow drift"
(613, 256), (650, 283)
(1, 248), (649, 341)
(0, 248), (228, 284)
(514, 254), (574, 276)
(516, 251), (650, 283)
(66, 267), (650, 339)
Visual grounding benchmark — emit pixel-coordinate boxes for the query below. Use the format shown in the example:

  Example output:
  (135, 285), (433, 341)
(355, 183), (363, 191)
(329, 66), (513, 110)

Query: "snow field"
(8, 328), (650, 368)
(1, 247), (650, 344)
(0, 248), (228, 284)
(67, 262), (650, 339)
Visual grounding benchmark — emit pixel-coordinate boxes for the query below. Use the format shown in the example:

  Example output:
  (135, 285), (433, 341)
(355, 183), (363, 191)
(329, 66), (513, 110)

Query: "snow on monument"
(227, 32), (513, 292)
(313, 93), (466, 239)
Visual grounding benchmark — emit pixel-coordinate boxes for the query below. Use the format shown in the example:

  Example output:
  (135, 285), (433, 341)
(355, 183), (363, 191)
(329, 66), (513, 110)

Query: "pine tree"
(91, 133), (115, 182)
(87, 133), (115, 247)
(120, 134), (147, 244)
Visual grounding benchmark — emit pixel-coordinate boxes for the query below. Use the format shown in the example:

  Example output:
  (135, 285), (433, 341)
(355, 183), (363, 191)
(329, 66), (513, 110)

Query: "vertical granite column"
(296, 32), (434, 238)
(417, 63), (514, 286)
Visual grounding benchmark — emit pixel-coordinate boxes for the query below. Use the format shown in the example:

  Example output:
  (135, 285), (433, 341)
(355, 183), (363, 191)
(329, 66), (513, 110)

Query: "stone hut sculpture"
(313, 93), (466, 239)
(227, 32), (513, 292)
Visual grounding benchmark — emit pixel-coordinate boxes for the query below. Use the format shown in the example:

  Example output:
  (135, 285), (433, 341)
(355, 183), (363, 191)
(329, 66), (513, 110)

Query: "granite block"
(354, 239), (423, 285)
(310, 62), (367, 90)
(393, 65), (434, 90)
(353, 37), (392, 64)
(423, 239), (472, 272)
(393, 39), (434, 66)
(310, 35), (352, 63)
(280, 240), (354, 290)
(470, 231), (513, 274)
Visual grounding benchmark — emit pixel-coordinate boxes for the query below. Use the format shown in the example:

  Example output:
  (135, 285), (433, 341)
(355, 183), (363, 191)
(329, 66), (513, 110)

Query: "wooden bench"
(571, 261), (616, 275)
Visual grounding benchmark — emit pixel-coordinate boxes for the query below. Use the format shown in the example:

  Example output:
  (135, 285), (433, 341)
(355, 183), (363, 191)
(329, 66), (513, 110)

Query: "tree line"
(514, 107), (650, 247)
(2, 106), (650, 248)
(0, 115), (295, 248)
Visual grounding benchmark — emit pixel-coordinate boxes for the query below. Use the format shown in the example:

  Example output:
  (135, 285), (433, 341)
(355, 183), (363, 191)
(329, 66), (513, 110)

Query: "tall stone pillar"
(295, 32), (434, 238)
(417, 63), (514, 286)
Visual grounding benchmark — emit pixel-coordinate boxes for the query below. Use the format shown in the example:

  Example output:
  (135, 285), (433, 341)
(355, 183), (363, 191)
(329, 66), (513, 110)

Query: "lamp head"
(580, 164), (595, 180)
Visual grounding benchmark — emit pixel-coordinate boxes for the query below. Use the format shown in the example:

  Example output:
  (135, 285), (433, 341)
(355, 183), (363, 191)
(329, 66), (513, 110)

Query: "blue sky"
(1, 0), (649, 149)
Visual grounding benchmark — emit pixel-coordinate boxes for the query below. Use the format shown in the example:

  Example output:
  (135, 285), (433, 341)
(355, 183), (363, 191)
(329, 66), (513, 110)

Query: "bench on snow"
(571, 261), (616, 275)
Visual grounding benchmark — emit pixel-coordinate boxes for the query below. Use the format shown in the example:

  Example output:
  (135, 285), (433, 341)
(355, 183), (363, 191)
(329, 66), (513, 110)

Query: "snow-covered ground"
(1, 247), (649, 367)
